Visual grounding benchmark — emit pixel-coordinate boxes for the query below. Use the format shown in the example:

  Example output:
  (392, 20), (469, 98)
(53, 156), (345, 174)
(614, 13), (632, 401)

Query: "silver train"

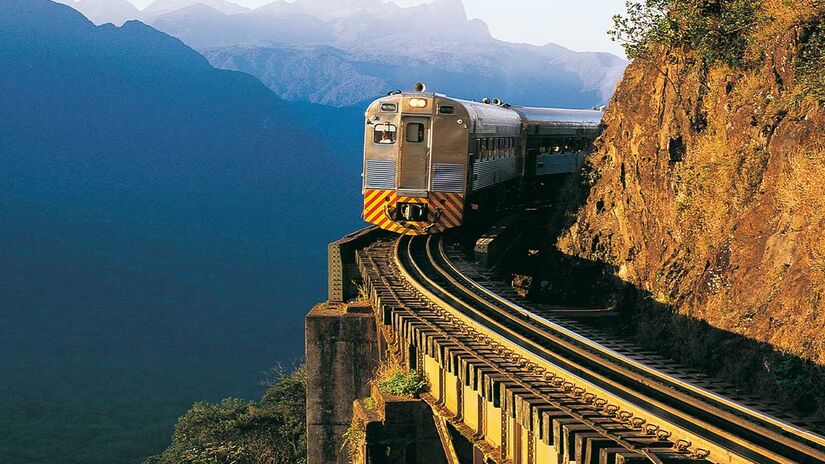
(362, 83), (603, 235)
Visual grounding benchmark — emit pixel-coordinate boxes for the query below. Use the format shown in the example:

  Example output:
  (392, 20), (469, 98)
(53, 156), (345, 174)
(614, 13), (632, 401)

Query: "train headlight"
(409, 98), (428, 108)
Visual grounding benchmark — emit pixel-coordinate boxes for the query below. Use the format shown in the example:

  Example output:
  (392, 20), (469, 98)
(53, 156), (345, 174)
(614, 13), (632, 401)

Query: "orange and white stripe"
(363, 189), (465, 235)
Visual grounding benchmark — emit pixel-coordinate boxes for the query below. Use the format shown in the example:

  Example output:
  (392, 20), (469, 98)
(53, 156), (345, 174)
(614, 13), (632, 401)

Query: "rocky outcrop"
(560, 4), (825, 367)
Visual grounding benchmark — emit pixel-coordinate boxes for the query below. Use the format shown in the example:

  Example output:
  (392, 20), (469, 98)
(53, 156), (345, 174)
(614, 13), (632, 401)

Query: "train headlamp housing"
(409, 98), (428, 109)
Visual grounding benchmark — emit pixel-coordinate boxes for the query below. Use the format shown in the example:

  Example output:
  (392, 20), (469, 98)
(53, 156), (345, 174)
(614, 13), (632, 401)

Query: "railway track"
(356, 233), (825, 464)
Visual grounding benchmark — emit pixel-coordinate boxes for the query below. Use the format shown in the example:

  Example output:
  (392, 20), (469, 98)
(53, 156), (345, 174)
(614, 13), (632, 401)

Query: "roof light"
(409, 98), (428, 108)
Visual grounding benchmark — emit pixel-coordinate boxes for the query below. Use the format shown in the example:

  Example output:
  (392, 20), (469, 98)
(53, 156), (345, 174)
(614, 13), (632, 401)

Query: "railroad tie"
(598, 448), (647, 464)
(575, 433), (620, 464)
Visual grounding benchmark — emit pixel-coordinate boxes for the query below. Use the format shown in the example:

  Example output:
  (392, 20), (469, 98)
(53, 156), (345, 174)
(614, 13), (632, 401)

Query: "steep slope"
(0, 1), (362, 462)
(558, 2), (825, 410)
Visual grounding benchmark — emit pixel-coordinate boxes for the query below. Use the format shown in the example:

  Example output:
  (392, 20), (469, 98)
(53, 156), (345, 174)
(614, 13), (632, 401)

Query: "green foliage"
(798, 12), (825, 100)
(610, 0), (761, 67)
(363, 397), (377, 412)
(376, 370), (427, 397)
(770, 355), (822, 409)
(609, 0), (670, 60)
(147, 366), (307, 464)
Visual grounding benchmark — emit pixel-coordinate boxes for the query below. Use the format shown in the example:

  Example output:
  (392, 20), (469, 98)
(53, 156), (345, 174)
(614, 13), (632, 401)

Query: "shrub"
(610, 0), (761, 67)
(146, 365), (307, 464)
(376, 370), (427, 397)
(798, 12), (825, 100)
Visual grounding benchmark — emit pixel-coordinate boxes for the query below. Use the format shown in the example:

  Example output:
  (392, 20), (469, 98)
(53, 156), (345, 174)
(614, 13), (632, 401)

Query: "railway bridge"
(306, 228), (825, 464)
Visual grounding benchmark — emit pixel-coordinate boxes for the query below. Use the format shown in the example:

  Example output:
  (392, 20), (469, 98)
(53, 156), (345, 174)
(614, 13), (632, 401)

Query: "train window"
(438, 105), (455, 114)
(374, 124), (397, 144)
(380, 102), (398, 112)
(476, 139), (482, 156)
(406, 123), (425, 143)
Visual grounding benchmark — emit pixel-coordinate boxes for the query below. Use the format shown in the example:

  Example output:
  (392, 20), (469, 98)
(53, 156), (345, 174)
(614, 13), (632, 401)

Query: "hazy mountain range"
(1, 0), (361, 462)
(57, 0), (628, 107)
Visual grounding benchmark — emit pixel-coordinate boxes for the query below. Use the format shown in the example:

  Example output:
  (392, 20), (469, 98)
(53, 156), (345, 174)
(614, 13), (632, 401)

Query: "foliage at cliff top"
(611, 0), (824, 95)
(610, 0), (761, 67)
(146, 366), (307, 464)
(611, 1), (817, 63)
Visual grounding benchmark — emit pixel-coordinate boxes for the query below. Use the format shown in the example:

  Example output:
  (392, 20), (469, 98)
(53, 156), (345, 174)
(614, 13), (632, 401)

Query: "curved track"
(393, 233), (825, 464)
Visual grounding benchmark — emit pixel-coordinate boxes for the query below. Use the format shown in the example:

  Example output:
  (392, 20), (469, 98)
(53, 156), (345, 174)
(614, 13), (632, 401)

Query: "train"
(362, 83), (604, 235)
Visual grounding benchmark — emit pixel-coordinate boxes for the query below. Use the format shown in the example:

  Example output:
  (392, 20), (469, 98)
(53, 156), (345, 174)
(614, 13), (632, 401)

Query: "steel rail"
(417, 236), (783, 464)
(395, 233), (825, 463)
(438, 237), (825, 452)
(439, 240), (825, 454)
(393, 235), (669, 463)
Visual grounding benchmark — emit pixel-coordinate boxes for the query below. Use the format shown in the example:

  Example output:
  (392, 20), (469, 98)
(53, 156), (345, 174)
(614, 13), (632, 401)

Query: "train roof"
(455, 98), (523, 127)
(512, 106), (604, 128)
(367, 90), (604, 134)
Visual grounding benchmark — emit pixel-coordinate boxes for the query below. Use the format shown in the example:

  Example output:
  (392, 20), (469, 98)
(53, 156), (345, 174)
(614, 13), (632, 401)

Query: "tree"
(610, 0), (761, 67)
(146, 366), (307, 464)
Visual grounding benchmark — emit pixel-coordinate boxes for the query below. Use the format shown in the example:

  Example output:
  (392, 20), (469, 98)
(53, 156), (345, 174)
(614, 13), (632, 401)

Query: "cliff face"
(560, 3), (825, 365)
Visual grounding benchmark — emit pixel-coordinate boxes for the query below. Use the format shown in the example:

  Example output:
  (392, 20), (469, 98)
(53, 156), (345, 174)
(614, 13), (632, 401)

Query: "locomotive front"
(362, 84), (469, 235)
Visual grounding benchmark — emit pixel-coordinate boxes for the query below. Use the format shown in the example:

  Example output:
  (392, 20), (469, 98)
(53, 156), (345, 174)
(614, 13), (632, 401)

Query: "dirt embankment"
(556, 3), (825, 415)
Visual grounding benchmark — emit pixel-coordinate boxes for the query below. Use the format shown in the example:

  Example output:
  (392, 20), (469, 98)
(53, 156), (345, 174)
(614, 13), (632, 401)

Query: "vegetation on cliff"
(557, 0), (825, 418)
(376, 370), (427, 398)
(372, 354), (428, 399)
(146, 366), (307, 464)
(610, 0), (761, 67)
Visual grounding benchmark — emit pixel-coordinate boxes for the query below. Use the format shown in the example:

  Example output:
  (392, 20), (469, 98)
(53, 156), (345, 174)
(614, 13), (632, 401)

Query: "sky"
(124, 0), (629, 57)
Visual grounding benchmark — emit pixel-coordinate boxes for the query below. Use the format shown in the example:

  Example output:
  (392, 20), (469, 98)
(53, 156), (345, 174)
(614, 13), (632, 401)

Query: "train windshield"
(374, 123), (397, 144)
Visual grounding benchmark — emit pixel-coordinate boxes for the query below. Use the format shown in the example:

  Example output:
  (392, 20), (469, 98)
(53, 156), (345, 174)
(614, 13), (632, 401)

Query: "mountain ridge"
(1, 1), (363, 462)
(53, 0), (627, 108)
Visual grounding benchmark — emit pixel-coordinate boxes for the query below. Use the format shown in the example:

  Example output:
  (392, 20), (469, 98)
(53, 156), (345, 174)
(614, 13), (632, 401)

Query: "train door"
(398, 116), (430, 192)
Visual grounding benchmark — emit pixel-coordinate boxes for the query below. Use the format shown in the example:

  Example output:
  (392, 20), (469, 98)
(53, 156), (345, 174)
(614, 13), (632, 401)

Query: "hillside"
(0, 1), (362, 462)
(57, 0), (627, 108)
(558, 1), (825, 413)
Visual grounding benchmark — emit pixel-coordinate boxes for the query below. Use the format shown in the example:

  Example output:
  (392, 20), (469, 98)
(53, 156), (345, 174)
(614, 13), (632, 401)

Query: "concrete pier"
(306, 302), (380, 464)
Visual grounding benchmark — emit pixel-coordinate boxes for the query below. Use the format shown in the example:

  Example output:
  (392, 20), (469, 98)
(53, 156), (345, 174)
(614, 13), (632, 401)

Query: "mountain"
(141, 0), (625, 107)
(147, 0), (492, 48)
(0, 0), (362, 462)
(53, 0), (140, 25)
(203, 41), (627, 107)
(148, 3), (334, 48)
(52, 0), (626, 108)
(142, 0), (250, 17)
